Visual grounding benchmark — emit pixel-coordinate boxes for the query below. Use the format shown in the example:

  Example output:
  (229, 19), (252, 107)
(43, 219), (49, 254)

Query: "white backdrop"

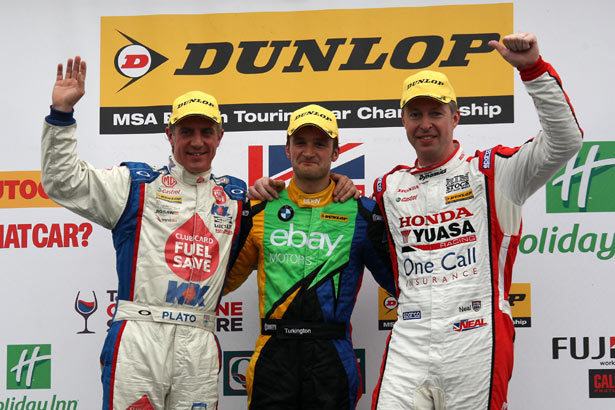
(1, 1), (614, 409)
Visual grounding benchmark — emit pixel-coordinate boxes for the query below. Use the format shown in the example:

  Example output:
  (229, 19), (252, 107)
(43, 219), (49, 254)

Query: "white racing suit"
(41, 108), (248, 410)
(371, 58), (583, 410)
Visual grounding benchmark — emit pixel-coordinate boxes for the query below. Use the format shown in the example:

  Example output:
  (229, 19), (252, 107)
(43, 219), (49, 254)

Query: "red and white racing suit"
(41, 109), (248, 410)
(371, 58), (583, 410)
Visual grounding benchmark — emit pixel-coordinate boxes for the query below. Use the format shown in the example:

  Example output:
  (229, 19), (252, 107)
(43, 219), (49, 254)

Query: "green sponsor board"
(6, 345), (51, 390)
(547, 142), (615, 213)
(519, 224), (615, 260)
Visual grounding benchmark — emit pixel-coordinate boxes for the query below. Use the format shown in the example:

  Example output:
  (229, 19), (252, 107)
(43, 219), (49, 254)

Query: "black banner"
(100, 96), (513, 134)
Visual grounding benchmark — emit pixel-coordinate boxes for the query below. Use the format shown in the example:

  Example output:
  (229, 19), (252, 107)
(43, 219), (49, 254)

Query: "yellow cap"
(401, 70), (457, 108)
(169, 91), (222, 125)
(287, 104), (338, 139)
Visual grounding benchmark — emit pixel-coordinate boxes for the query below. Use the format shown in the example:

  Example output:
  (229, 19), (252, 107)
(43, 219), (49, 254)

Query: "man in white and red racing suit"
(371, 33), (583, 409)
(41, 57), (248, 410)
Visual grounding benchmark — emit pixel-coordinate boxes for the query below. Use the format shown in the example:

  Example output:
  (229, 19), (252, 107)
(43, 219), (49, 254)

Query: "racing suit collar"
(168, 155), (212, 185)
(410, 140), (466, 176)
(287, 177), (336, 208)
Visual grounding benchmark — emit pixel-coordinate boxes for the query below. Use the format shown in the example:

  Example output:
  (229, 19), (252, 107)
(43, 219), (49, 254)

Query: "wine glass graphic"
(75, 291), (98, 334)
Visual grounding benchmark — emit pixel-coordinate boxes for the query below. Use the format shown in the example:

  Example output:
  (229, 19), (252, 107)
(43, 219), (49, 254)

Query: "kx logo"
(166, 281), (209, 306)
(547, 142), (615, 212)
(6, 344), (51, 389)
(114, 31), (168, 91)
(248, 143), (365, 194)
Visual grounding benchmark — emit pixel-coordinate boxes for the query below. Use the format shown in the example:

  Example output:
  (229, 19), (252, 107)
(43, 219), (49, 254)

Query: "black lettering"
(552, 337), (567, 359)
(390, 36), (444, 69)
(216, 317), (230, 331)
(237, 41), (291, 74)
(339, 38), (387, 70)
(230, 317), (243, 331)
(461, 220), (475, 234)
(508, 294), (526, 306)
(175, 42), (233, 75)
(592, 337), (606, 360)
(283, 39), (346, 72)
(448, 222), (461, 237)
(570, 337), (590, 360)
(436, 226), (450, 240)
(440, 33), (500, 67)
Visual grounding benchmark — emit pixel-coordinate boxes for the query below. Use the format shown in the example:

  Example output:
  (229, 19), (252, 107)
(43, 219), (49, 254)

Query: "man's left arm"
(358, 197), (397, 296)
(489, 32), (583, 205)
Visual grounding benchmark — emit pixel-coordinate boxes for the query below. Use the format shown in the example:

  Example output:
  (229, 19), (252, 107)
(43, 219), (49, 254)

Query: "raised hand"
(489, 32), (540, 69)
(52, 56), (86, 112)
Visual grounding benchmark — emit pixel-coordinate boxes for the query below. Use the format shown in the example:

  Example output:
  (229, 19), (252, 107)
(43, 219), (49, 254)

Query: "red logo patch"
(161, 175), (177, 188)
(126, 395), (155, 410)
(165, 214), (220, 281)
(212, 186), (227, 204)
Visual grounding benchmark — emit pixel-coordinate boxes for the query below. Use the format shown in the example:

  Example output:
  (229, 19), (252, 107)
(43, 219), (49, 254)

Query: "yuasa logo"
(269, 223), (343, 257)
(248, 143), (365, 194)
(547, 142), (615, 213)
(114, 31), (168, 91)
(6, 345), (51, 389)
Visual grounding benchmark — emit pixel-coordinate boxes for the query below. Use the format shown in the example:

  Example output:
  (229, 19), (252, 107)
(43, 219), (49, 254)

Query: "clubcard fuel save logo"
(248, 143), (365, 194)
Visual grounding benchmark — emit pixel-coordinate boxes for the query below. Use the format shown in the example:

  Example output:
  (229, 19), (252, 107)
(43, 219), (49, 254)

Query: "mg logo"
(6, 344), (51, 389)
(547, 142), (615, 212)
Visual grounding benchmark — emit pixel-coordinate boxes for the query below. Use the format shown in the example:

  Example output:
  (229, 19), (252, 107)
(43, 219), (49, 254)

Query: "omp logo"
(114, 31), (168, 91)
(6, 345), (51, 389)
(547, 142), (615, 213)
(248, 143), (365, 194)
(0, 171), (58, 208)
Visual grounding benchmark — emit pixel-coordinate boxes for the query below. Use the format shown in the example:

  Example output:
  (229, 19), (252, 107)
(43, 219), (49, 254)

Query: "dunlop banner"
(101, 4), (513, 134)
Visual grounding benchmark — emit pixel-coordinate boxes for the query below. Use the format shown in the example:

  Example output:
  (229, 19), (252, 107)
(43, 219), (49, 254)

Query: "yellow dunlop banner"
(101, 4), (513, 134)
(0, 171), (59, 208)
(510, 283), (532, 327)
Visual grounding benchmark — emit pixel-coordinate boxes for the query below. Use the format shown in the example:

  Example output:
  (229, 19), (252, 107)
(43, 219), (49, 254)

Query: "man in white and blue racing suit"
(41, 56), (249, 410)
(371, 32), (583, 410)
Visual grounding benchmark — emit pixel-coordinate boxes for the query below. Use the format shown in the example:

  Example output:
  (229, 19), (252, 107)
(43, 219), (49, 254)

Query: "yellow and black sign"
(101, 4), (513, 134)
(510, 282), (532, 327)
(378, 286), (398, 331)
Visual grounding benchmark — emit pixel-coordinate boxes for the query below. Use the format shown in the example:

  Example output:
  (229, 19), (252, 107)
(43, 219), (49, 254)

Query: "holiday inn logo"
(547, 142), (615, 213)
(6, 344), (51, 389)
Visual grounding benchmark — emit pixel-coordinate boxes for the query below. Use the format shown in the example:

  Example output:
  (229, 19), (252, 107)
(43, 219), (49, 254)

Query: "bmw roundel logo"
(278, 205), (294, 222)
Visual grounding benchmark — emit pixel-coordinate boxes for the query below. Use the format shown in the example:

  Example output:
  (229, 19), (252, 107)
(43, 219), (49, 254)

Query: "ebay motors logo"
(0, 171), (58, 208)
(453, 318), (487, 332)
(547, 142), (615, 213)
(270, 223), (343, 257)
(165, 215), (219, 281)
(114, 31), (168, 91)
(248, 143), (365, 195)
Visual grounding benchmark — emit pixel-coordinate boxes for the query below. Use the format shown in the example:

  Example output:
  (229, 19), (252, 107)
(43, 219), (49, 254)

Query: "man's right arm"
(41, 57), (130, 229)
